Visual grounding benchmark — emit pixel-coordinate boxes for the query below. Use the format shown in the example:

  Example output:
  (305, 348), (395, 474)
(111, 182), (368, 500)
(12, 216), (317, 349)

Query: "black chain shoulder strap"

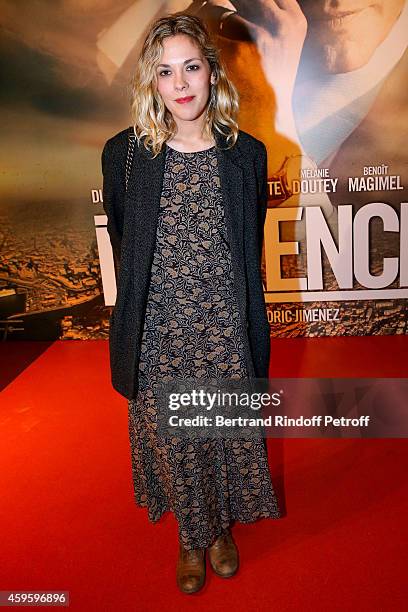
(125, 127), (136, 191)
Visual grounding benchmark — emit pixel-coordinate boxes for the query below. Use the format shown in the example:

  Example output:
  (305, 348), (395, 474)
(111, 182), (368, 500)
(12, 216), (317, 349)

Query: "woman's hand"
(224, 1), (307, 140)
(233, 0), (307, 112)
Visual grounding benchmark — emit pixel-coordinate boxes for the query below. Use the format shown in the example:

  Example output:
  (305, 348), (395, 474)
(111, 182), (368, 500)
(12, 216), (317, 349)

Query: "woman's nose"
(174, 72), (188, 91)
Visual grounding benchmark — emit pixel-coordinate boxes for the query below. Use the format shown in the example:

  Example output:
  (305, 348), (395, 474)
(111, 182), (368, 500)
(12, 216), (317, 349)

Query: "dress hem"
(131, 496), (282, 550)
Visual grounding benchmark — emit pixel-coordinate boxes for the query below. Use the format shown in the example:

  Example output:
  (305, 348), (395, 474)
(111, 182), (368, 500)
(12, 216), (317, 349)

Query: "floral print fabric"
(127, 144), (281, 549)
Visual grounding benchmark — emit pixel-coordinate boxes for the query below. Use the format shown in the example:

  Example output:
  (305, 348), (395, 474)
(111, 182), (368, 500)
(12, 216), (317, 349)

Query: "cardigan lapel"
(213, 132), (247, 323)
(125, 131), (248, 322)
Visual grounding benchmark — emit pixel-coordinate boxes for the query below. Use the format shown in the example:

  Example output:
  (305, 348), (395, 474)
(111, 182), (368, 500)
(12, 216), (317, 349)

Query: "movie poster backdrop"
(0, 0), (406, 340)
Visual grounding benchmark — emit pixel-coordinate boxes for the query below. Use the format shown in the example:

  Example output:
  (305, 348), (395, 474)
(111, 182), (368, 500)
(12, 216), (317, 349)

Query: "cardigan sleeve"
(101, 137), (126, 278)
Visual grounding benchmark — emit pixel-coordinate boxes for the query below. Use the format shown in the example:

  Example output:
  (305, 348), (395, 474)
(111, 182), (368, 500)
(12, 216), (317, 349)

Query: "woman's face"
(155, 34), (215, 128)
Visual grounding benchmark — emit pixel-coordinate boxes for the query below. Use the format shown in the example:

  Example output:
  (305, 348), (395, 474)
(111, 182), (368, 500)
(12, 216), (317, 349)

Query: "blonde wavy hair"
(129, 12), (239, 157)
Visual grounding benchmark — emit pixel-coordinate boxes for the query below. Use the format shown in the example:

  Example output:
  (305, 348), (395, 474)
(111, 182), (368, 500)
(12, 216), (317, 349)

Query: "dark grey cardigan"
(101, 127), (270, 400)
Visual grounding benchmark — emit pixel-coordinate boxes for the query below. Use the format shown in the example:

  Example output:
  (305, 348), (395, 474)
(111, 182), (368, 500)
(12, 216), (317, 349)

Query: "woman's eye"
(158, 65), (200, 77)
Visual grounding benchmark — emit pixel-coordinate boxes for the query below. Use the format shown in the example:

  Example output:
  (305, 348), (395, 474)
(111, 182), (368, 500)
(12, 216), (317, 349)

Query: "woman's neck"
(166, 133), (215, 153)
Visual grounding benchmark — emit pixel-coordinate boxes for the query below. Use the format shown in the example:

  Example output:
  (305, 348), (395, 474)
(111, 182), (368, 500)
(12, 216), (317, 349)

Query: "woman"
(101, 12), (281, 595)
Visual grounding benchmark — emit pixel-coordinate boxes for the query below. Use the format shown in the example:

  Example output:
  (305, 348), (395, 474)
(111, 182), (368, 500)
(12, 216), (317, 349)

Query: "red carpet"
(0, 337), (407, 611)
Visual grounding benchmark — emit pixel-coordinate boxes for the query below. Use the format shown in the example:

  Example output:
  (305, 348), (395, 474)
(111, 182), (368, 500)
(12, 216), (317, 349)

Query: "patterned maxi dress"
(127, 143), (281, 550)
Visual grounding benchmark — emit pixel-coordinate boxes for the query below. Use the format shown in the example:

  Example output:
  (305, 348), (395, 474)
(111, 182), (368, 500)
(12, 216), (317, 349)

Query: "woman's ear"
(210, 72), (216, 85)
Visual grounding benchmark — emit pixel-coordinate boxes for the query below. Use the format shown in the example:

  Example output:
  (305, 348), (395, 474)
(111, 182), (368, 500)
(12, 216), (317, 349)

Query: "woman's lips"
(309, 6), (369, 25)
(175, 96), (195, 104)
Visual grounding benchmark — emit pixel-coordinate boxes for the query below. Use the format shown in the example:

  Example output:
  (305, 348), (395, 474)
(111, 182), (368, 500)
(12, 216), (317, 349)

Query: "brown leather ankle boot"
(176, 543), (206, 594)
(207, 528), (239, 577)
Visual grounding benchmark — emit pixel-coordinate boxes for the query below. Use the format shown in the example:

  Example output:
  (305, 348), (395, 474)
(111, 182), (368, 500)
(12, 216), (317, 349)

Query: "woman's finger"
(229, 0), (281, 25)
(273, 0), (305, 16)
